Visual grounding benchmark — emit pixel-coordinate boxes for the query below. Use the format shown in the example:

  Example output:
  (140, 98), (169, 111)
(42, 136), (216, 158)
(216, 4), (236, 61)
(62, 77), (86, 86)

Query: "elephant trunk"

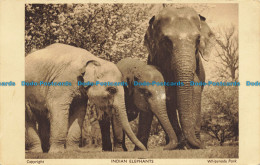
(113, 87), (147, 151)
(172, 48), (201, 148)
(149, 95), (178, 150)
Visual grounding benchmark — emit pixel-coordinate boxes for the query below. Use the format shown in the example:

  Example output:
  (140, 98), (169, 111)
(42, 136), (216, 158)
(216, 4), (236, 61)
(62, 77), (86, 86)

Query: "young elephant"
(99, 58), (178, 151)
(25, 43), (146, 153)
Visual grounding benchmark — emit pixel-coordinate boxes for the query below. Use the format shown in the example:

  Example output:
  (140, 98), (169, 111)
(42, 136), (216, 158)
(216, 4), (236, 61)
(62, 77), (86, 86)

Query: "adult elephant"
(25, 43), (146, 153)
(144, 7), (215, 149)
(99, 58), (178, 151)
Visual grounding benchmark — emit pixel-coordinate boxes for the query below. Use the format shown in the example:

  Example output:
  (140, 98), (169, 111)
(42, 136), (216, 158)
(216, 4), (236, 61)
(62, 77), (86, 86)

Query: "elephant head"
(117, 58), (178, 150)
(144, 7), (215, 148)
(118, 58), (167, 113)
(81, 59), (146, 151)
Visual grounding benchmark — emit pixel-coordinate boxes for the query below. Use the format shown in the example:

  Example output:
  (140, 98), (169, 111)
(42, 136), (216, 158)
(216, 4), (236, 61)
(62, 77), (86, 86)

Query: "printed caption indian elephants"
(144, 7), (215, 149)
(25, 43), (146, 153)
(99, 58), (178, 151)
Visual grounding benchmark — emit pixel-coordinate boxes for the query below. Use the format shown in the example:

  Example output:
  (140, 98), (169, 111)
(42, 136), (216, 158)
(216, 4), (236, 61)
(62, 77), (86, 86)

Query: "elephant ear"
(149, 16), (155, 25)
(82, 60), (101, 84)
(145, 15), (156, 65)
(198, 15), (215, 62)
(144, 15), (155, 47)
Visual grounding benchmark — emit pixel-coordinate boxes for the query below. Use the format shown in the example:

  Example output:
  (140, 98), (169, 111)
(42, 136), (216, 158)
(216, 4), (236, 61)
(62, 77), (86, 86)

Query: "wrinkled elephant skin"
(25, 43), (146, 153)
(100, 58), (178, 151)
(144, 7), (215, 149)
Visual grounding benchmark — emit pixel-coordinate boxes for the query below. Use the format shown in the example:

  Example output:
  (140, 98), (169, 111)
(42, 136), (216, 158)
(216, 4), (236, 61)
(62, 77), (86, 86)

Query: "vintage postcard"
(0, 0), (259, 164)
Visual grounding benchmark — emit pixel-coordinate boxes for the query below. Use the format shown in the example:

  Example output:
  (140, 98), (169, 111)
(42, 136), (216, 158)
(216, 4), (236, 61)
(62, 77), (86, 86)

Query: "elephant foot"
(176, 140), (188, 150)
(166, 135), (186, 150)
(113, 146), (126, 152)
(185, 140), (205, 149)
(26, 143), (43, 153)
(163, 141), (178, 150)
(199, 141), (206, 149)
(26, 147), (43, 153)
(41, 143), (50, 153)
(113, 143), (127, 152)
(193, 131), (206, 149)
(66, 145), (80, 151)
(134, 146), (146, 151)
(48, 145), (65, 153)
(66, 141), (80, 149)
(102, 142), (112, 151)
(102, 147), (112, 151)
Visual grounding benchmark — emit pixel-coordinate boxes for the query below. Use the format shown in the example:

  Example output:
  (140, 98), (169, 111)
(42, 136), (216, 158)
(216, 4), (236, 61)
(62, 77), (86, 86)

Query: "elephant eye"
(138, 88), (152, 97)
(107, 87), (117, 95)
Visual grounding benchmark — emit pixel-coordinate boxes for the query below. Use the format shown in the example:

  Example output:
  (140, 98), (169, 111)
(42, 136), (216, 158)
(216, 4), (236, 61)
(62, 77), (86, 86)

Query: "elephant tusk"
(199, 50), (209, 62)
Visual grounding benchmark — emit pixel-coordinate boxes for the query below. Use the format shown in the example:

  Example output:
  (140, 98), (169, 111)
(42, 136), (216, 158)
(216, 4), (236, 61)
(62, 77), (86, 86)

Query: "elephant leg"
(48, 100), (70, 153)
(134, 111), (153, 151)
(99, 118), (112, 151)
(166, 89), (186, 149)
(111, 115), (127, 151)
(38, 118), (50, 153)
(25, 120), (42, 153)
(66, 103), (87, 150)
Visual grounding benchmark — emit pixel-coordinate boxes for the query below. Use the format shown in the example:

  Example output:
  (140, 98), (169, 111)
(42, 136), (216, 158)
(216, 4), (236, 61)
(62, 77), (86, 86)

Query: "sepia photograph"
(24, 3), (239, 159)
(0, 1), (260, 165)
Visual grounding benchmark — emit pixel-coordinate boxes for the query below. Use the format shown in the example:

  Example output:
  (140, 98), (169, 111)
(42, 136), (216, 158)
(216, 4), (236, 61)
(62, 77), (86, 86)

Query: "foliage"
(25, 4), (152, 62)
(25, 4), (216, 61)
(202, 86), (238, 146)
(201, 25), (239, 146)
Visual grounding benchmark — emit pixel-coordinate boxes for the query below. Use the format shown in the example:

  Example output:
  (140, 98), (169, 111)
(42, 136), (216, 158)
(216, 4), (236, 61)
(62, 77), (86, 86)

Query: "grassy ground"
(26, 146), (238, 159)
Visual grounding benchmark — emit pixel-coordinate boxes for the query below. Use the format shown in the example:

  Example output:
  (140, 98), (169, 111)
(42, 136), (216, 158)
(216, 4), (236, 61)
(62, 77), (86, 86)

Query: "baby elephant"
(99, 58), (178, 151)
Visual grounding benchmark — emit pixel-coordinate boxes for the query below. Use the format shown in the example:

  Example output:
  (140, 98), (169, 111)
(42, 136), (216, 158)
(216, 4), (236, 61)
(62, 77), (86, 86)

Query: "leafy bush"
(25, 4), (151, 62)
(202, 86), (238, 146)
